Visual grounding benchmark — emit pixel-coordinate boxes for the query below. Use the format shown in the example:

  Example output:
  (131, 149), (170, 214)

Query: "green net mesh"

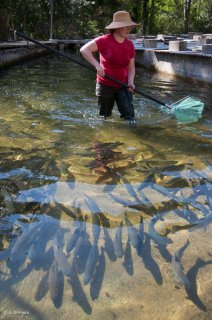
(161, 96), (204, 123)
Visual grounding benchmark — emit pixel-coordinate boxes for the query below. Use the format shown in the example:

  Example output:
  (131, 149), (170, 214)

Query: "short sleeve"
(129, 40), (135, 59)
(94, 35), (107, 51)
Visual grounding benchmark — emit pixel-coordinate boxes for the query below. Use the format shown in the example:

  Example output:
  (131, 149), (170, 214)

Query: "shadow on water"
(68, 260), (92, 315)
(141, 233), (163, 285)
(186, 257), (212, 312)
(122, 239), (134, 276)
(103, 227), (117, 262)
(0, 54), (212, 318)
(90, 247), (106, 300)
(35, 271), (50, 302)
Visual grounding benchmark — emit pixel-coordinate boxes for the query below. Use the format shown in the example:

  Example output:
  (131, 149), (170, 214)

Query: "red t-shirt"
(95, 33), (135, 87)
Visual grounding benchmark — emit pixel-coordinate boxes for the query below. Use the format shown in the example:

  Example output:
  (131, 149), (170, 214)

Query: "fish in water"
(124, 215), (139, 249)
(10, 218), (45, 259)
(73, 222), (88, 258)
(189, 212), (212, 231)
(137, 173), (156, 191)
(118, 174), (140, 201)
(148, 215), (172, 246)
(56, 202), (77, 220)
(84, 193), (100, 213)
(92, 215), (101, 243)
(172, 239), (191, 290)
(27, 234), (40, 262)
(83, 243), (99, 285)
(103, 227), (117, 262)
(137, 216), (144, 256)
(49, 259), (64, 307)
(66, 226), (80, 254)
(109, 193), (155, 216)
(120, 174), (151, 206)
(53, 236), (72, 277)
(151, 183), (206, 213)
(84, 194), (101, 241)
(114, 220), (123, 258)
(27, 220), (58, 263)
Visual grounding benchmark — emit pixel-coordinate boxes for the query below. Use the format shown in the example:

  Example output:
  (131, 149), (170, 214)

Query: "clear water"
(0, 54), (211, 320)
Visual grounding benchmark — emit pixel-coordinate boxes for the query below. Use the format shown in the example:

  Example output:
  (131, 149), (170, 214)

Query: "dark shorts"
(96, 82), (135, 120)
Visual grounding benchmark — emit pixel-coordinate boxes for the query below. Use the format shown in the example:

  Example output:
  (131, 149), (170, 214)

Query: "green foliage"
(0, 0), (211, 40)
(189, 0), (212, 32)
(149, 0), (183, 34)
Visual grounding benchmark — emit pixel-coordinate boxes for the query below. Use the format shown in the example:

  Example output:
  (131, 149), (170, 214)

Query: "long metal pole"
(49, 0), (53, 40)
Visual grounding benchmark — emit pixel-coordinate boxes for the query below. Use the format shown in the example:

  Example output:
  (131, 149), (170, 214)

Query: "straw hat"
(105, 11), (139, 30)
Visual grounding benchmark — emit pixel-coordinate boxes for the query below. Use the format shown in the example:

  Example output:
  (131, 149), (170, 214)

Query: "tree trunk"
(184, 0), (192, 33)
(0, 9), (10, 40)
(148, 0), (155, 35)
(143, 0), (149, 35)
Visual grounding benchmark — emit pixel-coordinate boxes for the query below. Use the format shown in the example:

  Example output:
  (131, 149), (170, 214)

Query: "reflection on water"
(0, 54), (212, 319)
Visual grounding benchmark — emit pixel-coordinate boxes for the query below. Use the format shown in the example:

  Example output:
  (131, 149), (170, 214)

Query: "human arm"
(80, 40), (105, 77)
(127, 57), (136, 92)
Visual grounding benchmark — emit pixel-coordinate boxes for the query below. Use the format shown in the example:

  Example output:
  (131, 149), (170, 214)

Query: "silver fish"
(152, 183), (206, 213)
(10, 218), (44, 259)
(53, 237), (71, 277)
(148, 215), (172, 246)
(84, 194), (100, 213)
(27, 236), (39, 262)
(137, 174), (156, 191)
(189, 213), (212, 231)
(114, 220), (123, 258)
(84, 194), (101, 241)
(49, 259), (64, 306)
(172, 239), (191, 290)
(92, 215), (101, 243)
(73, 222), (88, 258)
(120, 175), (150, 205)
(119, 175), (140, 201)
(66, 227), (80, 254)
(83, 243), (99, 285)
(27, 220), (58, 262)
(109, 193), (155, 215)
(124, 216), (139, 249)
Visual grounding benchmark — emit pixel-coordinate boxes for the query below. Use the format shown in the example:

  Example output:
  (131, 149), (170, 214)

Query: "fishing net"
(168, 96), (204, 123)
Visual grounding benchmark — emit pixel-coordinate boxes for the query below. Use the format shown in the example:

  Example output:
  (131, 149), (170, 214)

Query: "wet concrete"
(0, 40), (85, 69)
(1, 38), (212, 84)
(135, 49), (212, 84)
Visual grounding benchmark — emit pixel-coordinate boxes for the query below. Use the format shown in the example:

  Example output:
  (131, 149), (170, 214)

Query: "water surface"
(0, 54), (211, 320)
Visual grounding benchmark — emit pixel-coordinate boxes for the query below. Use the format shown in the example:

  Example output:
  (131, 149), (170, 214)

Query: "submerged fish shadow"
(185, 258), (212, 312)
(122, 240), (134, 276)
(155, 243), (172, 263)
(52, 270), (64, 309)
(68, 261), (92, 315)
(103, 228), (117, 262)
(7, 253), (27, 275)
(33, 246), (55, 271)
(90, 247), (106, 300)
(141, 233), (163, 285)
(76, 238), (92, 275)
(35, 271), (49, 302)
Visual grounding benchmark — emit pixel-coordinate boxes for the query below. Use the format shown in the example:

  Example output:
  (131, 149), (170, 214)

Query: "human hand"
(128, 82), (135, 93)
(96, 65), (105, 77)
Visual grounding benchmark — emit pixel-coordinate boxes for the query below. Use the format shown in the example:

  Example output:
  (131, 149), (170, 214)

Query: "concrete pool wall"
(135, 48), (212, 84)
(0, 41), (57, 68)
(1, 39), (212, 85)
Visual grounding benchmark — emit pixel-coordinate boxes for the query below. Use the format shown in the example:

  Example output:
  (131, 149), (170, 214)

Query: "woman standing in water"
(80, 11), (139, 125)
